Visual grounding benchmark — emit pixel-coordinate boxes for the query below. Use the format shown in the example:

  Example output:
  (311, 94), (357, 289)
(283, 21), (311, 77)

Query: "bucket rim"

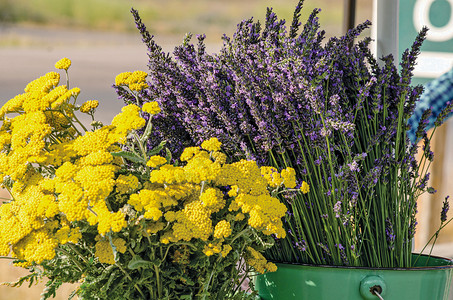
(271, 253), (453, 271)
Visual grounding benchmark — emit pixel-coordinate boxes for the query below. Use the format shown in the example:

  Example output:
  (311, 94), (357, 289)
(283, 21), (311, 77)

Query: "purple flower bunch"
(120, 1), (453, 268)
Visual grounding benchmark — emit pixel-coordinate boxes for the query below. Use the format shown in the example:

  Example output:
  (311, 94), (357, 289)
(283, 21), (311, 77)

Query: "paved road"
(0, 25), (221, 125)
(1, 25), (154, 125)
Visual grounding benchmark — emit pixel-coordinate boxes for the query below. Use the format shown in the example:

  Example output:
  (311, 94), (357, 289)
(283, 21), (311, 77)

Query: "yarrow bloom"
(79, 100), (99, 113)
(55, 57), (71, 70)
(146, 155), (167, 168)
(142, 101), (161, 115)
(201, 137), (222, 152)
(300, 181), (310, 194)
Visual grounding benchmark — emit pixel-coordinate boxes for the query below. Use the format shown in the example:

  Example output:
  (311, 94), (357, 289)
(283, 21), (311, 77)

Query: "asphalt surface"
(0, 25), (221, 125)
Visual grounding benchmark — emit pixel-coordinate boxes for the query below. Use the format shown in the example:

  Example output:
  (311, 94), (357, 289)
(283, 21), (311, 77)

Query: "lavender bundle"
(121, 1), (453, 268)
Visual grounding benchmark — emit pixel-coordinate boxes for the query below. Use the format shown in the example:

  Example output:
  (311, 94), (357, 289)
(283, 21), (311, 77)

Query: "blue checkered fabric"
(408, 68), (453, 143)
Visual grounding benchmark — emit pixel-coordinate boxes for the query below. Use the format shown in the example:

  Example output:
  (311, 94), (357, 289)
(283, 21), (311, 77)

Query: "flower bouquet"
(128, 0), (453, 269)
(0, 59), (296, 299)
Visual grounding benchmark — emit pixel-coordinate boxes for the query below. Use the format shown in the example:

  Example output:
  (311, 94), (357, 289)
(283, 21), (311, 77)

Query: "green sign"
(399, 0), (453, 84)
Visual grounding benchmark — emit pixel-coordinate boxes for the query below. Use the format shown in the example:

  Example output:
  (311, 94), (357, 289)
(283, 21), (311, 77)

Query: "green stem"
(154, 264), (162, 299)
(115, 262), (147, 299)
(67, 243), (90, 265)
(56, 248), (84, 272)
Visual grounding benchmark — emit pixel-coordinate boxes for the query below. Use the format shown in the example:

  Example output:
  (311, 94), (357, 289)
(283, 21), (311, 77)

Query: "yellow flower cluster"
(0, 59), (154, 266)
(146, 155), (167, 168)
(94, 237), (127, 264)
(142, 102), (161, 115)
(245, 246), (277, 274)
(0, 57), (292, 276)
(55, 57), (72, 70)
(203, 242), (232, 257)
(281, 167), (297, 188)
(114, 71), (148, 91)
(261, 166), (284, 188)
(116, 174), (140, 194)
(80, 100), (99, 113)
(300, 181), (310, 194)
(0, 182), (60, 260)
(111, 104), (146, 140)
(130, 189), (172, 221)
(201, 137), (222, 152)
(213, 220), (232, 239)
(12, 223), (59, 267)
(54, 225), (82, 245)
(126, 138), (291, 259)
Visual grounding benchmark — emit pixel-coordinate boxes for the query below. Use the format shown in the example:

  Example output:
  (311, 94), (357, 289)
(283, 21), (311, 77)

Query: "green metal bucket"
(255, 254), (453, 299)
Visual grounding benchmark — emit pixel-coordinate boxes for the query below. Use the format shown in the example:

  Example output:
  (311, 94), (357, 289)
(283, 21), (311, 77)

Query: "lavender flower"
(386, 218), (395, 250)
(441, 196), (450, 223)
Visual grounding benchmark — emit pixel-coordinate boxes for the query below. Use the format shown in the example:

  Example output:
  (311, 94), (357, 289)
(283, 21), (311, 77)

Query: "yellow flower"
(128, 188), (178, 221)
(180, 146), (201, 162)
(79, 150), (113, 166)
(228, 185), (238, 197)
(245, 246), (275, 274)
(172, 201), (213, 242)
(201, 137), (222, 152)
(80, 100), (99, 113)
(74, 164), (117, 202)
(129, 82), (148, 91)
(233, 193), (286, 238)
(203, 242), (222, 256)
(147, 155), (167, 168)
(72, 126), (117, 156)
(145, 222), (165, 235)
(211, 151), (227, 164)
(281, 167), (296, 188)
(126, 70), (147, 85)
(97, 210), (127, 236)
(54, 226), (82, 245)
(199, 187), (225, 213)
(55, 57), (72, 70)
(183, 151), (221, 184)
(300, 181), (310, 194)
(142, 101), (161, 115)
(216, 159), (268, 196)
(111, 104), (146, 138)
(24, 72), (60, 93)
(94, 238), (127, 264)
(150, 164), (186, 184)
(12, 226), (58, 265)
(115, 174), (140, 194)
(214, 220), (232, 239)
(266, 262), (278, 272)
(261, 166), (284, 188)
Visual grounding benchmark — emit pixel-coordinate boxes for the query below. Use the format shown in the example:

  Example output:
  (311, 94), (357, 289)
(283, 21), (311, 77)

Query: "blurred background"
(1, 0), (452, 299)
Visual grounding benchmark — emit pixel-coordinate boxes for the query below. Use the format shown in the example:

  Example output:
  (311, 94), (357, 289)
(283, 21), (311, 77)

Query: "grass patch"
(0, 0), (345, 40)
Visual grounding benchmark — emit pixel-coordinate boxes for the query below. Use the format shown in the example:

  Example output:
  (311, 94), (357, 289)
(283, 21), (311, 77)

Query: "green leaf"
(147, 140), (167, 156)
(127, 255), (152, 270)
(165, 147), (172, 163)
(111, 151), (146, 164)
